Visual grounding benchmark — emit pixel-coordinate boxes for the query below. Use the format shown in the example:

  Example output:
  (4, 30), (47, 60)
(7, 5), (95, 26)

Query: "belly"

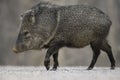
(67, 30), (95, 48)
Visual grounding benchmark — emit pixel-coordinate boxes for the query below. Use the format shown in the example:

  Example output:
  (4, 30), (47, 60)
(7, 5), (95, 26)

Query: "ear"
(20, 14), (24, 20)
(31, 10), (36, 24)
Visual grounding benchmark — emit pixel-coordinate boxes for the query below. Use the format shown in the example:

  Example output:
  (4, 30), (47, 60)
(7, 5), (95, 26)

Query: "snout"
(12, 46), (19, 53)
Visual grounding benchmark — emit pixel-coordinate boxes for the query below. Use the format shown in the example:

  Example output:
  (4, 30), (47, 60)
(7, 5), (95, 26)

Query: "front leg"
(51, 52), (59, 71)
(44, 47), (55, 70)
(44, 45), (61, 70)
(44, 41), (64, 70)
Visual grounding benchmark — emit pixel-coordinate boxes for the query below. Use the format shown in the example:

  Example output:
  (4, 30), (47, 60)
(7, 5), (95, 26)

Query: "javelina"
(13, 2), (115, 70)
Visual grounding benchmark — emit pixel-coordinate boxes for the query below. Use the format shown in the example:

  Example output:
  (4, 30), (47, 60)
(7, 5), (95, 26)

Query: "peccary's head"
(13, 2), (59, 53)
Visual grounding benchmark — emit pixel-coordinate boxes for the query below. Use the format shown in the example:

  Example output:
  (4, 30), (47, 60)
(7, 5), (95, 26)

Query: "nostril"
(12, 46), (18, 53)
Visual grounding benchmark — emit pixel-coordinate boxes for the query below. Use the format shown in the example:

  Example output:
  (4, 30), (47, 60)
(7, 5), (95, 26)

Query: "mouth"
(12, 46), (21, 54)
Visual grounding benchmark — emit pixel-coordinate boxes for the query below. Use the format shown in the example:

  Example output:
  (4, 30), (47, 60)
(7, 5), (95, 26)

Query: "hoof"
(46, 66), (50, 70)
(111, 66), (115, 70)
(44, 59), (50, 71)
(50, 68), (57, 71)
(87, 67), (93, 70)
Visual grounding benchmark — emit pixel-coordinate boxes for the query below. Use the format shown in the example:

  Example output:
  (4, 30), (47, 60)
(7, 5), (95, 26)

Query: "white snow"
(0, 66), (120, 80)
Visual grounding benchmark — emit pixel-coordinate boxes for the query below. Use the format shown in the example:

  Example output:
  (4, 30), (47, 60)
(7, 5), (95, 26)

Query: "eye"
(20, 14), (24, 20)
(23, 31), (31, 39)
(20, 14), (24, 17)
(24, 31), (29, 35)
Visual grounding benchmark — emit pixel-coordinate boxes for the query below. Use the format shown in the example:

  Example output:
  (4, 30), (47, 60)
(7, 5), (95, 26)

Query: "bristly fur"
(14, 2), (115, 70)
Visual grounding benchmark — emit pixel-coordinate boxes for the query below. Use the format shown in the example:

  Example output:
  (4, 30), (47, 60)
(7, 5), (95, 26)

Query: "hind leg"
(88, 42), (101, 70)
(100, 40), (115, 69)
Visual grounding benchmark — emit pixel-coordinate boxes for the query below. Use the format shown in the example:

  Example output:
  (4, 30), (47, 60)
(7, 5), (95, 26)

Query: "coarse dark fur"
(13, 2), (115, 70)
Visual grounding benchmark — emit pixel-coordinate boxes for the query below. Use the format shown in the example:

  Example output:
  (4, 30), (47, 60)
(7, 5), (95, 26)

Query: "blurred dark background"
(0, 0), (120, 67)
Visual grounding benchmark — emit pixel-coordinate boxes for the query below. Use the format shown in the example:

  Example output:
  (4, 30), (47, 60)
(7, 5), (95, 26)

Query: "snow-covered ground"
(0, 66), (120, 80)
